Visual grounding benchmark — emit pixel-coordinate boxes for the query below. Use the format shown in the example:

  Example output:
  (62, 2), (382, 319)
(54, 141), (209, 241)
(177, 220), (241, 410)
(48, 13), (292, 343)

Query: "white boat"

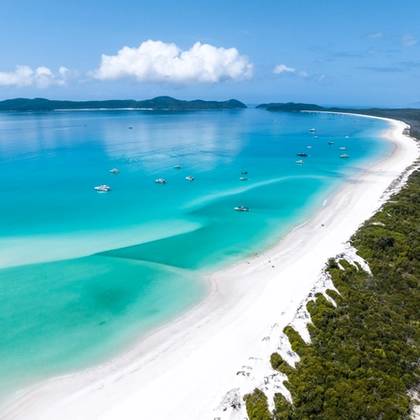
(307, 145), (312, 149)
(340, 154), (350, 159)
(94, 184), (111, 192)
(234, 205), (249, 212)
(155, 178), (167, 184)
(309, 128), (316, 132)
(239, 176), (248, 181)
(296, 159), (304, 164)
(173, 165), (182, 170)
(109, 168), (120, 175)
(185, 176), (194, 182)
(328, 141), (334, 145)
(339, 146), (347, 150)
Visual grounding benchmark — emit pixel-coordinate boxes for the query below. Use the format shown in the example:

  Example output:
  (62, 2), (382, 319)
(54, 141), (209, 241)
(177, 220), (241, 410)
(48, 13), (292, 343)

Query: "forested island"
(0, 96), (247, 111)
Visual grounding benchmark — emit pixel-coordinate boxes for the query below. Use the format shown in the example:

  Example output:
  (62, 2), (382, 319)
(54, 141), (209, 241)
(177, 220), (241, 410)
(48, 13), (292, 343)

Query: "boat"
(109, 168), (120, 175)
(339, 146), (347, 150)
(234, 205), (249, 212)
(296, 152), (308, 157)
(173, 165), (182, 170)
(307, 145), (312, 149)
(328, 141), (334, 145)
(94, 184), (111, 192)
(155, 178), (167, 184)
(309, 128), (316, 132)
(296, 159), (304, 164)
(185, 175), (194, 182)
(239, 176), (248, 181)
(128, 126), (133, 130)
(241, 170), (248, 175)
(340, 154), (350, 159)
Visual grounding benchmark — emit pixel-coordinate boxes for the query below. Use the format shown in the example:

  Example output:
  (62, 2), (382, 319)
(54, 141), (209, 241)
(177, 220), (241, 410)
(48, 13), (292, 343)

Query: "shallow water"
(0, 109), (390, 395)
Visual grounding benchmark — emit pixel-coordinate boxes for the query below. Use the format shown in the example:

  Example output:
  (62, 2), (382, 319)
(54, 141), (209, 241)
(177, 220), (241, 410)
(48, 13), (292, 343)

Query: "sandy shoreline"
(1, 115), (418, 420)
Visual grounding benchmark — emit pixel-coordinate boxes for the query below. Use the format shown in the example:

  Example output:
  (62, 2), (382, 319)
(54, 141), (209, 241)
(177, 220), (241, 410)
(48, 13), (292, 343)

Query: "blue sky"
(1, 0), (419, 106)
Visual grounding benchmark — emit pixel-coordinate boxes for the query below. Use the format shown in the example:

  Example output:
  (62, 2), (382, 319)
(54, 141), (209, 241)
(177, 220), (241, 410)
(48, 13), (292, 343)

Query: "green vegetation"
(244, 388), (272, 420)
(0, 96), (246, 111)
(245, 169), (420, 419)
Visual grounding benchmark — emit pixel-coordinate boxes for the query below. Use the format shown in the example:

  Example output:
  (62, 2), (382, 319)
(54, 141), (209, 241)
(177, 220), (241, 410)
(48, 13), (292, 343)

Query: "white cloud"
(367, 31), (383, 39)
(402, 34), (417, 47)
(273, 63), (308, 78)
(93, 40), (253, 83)
(0, 65), (70, 88)
(273, 64), (296, 74)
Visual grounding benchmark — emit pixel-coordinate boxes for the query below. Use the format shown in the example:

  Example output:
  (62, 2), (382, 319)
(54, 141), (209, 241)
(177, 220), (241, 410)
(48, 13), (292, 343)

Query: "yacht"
(234, 205), (249, 212)
(155, 178), (167, 184)
(109, 168), (120, 175)
(185, 175), (194, 182)
(94, 184), (111, 192)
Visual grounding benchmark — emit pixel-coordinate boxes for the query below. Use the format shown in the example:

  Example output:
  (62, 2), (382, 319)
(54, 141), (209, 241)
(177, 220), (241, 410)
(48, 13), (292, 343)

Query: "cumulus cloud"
(93, 40), (253, 83)
(0, 65), (70, 87)
(273, 64), (308, 77)
(402, 34), (417, 47)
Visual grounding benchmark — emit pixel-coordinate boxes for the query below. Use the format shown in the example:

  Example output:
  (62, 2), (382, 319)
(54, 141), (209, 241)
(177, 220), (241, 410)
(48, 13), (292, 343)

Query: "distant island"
(257, 102), (420, 139)
(0, 96), (247, 112)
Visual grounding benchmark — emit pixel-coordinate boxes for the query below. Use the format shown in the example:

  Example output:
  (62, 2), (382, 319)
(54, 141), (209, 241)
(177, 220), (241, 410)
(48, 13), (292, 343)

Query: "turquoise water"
(0, 109), (390, 395)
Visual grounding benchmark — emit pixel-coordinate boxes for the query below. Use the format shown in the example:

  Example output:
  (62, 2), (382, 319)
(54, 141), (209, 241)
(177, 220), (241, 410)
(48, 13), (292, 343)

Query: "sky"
(0, 0), (419, 106)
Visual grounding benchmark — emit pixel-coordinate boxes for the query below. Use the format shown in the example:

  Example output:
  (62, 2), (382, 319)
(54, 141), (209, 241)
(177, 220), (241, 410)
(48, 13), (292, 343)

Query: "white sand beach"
(1, 115), (418, 420)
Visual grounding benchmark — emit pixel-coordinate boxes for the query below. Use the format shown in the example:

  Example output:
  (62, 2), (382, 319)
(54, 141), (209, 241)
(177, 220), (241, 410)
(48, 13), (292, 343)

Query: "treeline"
(245, 169), (420, 419)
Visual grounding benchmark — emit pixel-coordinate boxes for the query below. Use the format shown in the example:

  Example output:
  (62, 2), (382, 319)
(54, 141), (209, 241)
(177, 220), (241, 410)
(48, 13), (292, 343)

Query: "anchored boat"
(94, 184), (111, 192)
(234, 205), (249, 212)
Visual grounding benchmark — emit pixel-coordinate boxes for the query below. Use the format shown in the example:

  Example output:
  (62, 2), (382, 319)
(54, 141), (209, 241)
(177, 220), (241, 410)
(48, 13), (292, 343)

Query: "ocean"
(0, 108), (390, 396)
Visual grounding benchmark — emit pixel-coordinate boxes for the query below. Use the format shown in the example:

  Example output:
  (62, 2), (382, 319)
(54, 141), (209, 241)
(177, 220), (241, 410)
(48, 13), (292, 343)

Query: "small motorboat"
(173, 165), (182, 170)
(155, 178), (167, 184)
(345, 135), (350, 138)
(109, 168), (120, 175)
(296, 159), (304, 164)
(339, 146), (347, 150)
(296, 152), (308, 157)
(234, 205), (249, 212)
(309, 128), (316, 132)
(94, 184), (111, 192)
(307, 145), (312, 149)
(328, 141), (334, 145)
(241, 170), (248, 175)
(239, 176), (248, 181)
(185, 175), (194, 182)
(340, 154), (350, 159)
